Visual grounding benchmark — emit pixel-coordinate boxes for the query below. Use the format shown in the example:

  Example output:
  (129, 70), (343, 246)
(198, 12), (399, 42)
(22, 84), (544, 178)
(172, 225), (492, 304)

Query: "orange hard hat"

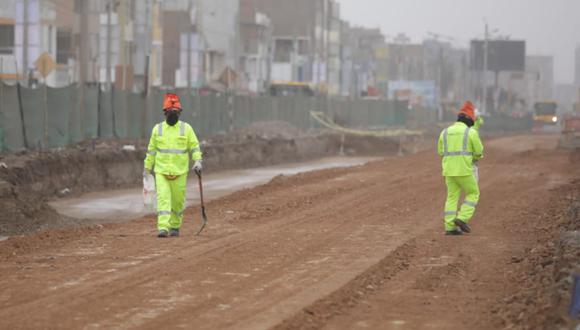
(163, 93), (182, 111)
(459, 101), (476, 121)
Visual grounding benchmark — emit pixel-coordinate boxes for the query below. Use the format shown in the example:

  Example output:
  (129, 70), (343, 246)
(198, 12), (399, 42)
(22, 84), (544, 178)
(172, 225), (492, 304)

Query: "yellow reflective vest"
(144, 121), (203, 176)
(437, 122), (484, 177)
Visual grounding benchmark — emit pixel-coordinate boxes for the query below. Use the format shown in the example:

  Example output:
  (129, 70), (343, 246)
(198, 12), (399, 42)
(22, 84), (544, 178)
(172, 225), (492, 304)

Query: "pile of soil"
(234, 121), (302, 140)
(497, 179), (580, 329)
(0, 147), (144, 237)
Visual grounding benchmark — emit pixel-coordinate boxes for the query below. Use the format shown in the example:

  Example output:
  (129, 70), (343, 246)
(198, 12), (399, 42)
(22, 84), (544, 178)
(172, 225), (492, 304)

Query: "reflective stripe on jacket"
(144, 121), (203, 176)
(437, 122), (483, 177)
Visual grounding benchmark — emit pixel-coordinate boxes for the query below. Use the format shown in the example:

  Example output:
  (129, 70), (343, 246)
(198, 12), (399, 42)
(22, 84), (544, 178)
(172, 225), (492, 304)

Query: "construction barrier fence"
(0, 82), (435, 152)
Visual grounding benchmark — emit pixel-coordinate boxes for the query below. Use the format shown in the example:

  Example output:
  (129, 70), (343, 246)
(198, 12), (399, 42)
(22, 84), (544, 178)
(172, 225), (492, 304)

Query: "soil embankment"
(0, 128), (403, 236)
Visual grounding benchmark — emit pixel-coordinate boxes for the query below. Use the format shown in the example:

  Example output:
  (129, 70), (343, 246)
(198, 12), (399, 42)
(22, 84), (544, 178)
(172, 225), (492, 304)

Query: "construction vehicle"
(533, 101), (559, 126)
(269, 81), (315, 97)
(559, 115), (580, 149)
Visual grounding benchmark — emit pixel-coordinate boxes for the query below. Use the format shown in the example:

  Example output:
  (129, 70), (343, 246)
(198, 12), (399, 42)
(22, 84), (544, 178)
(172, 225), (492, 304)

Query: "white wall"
(272, 63), (292, 81)
(201, 0), (239, 69)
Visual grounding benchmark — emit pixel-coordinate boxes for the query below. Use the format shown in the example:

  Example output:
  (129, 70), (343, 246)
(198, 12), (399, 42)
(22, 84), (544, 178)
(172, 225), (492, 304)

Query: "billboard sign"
(388, 80), (437, 107)
(470, 40), (526, 72)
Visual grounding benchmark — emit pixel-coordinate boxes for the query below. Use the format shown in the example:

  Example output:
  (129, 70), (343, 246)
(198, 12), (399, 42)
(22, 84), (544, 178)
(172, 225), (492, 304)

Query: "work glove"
(144, 168), (153, 177)
(193, 160), (203, 175)
(474, 117), (485, 131)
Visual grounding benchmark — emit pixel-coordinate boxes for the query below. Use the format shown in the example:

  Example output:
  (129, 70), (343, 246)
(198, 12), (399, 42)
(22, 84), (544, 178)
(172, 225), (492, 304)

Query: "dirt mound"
(0, 132), (403, 236)
(497, 179), (580, 329)
(0, 196), (81, 237)
(234, 121), (302, 140)
(0, 148), (144, 199)
(0, 147), (143, 237)
(274, 241), (416, 330)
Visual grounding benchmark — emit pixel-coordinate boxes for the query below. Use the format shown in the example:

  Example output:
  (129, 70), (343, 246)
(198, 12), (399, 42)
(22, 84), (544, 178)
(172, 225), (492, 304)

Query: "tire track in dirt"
(285, 136), (580, 330)
(0, 154), (430, 329)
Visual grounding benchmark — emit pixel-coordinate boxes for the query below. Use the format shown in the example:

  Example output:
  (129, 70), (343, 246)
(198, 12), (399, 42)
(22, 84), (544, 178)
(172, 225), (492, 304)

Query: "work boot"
(158, 230), (169, 238)
(170, 228), (180, 237)
(445, 229), (463, 236)
(454, 219), (472, 234)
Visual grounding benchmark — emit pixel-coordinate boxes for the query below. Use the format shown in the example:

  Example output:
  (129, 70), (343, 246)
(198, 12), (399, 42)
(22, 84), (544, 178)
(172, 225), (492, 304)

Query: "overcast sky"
(338, 0), (580, 84)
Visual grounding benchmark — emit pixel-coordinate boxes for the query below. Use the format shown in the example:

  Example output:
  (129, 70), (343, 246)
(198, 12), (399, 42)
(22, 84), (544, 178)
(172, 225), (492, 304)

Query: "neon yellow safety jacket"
(437, 122), (484, 177)
(144, 121), (202, 176)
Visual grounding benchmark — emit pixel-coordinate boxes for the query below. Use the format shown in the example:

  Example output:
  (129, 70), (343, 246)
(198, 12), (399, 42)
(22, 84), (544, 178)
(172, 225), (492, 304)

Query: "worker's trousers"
(155, 173), (187, 232)
(444, 174), (480, 231)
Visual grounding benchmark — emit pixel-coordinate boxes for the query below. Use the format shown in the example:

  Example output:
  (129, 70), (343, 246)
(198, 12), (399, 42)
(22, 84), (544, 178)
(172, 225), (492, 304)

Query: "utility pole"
(482, 22), (489, 114)
(265, 20), (273, 91)
(437, 46), (444, 121)
(316, 0), (323, 89)
(187, 0), (193, 90)
(22, 0), (29, 84)
(144, 0), (152, 93)
(196, 0), (206, 87)
(79, 0), (89, 86)
(106, 0), (113, 90)
(234, 2), (241, 91)
(325, 0), (331, 91)
(119, 0), (127, 90)
(79, 0), (89, 138)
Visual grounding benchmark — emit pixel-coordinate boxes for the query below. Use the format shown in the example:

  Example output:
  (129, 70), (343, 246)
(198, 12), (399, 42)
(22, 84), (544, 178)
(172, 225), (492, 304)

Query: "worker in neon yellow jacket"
(144, 93), (203, 238)
(472, 114), (484, 182)
(437, 101), (484, 236)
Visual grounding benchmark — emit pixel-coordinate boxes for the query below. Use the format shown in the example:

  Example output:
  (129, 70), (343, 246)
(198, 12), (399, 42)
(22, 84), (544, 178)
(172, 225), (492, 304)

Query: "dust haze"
(340, 0), (580, 84)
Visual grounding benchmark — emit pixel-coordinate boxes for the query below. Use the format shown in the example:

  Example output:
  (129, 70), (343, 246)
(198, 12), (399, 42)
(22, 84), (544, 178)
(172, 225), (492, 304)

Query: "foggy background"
(0, 0), (579, 123)
(340, 0), (580, 84)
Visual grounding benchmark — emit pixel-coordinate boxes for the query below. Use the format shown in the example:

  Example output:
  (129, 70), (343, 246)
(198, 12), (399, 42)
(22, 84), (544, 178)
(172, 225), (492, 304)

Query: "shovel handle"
(195, 172), (207, 236)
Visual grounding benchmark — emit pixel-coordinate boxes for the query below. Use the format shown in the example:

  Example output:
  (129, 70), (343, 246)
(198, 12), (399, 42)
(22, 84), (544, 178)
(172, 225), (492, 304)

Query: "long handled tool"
(195, 172), (207, 236)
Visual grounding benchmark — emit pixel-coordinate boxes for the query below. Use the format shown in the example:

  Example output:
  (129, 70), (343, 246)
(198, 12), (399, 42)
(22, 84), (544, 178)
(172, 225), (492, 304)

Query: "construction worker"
(438, 101), (484, 236)
(144, 93), (203, 238)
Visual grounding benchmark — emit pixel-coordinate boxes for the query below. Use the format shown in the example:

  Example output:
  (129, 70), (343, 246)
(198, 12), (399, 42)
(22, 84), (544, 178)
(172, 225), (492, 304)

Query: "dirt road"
(0, 134), (578, 329)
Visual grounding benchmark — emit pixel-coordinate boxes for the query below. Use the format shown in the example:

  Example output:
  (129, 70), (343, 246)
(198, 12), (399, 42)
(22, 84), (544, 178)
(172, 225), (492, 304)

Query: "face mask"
(166, 111), (179, 126)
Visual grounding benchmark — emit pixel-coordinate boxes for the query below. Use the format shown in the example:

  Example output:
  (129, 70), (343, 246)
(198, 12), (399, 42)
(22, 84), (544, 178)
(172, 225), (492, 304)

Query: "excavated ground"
(0, 134), (578, 330)
(0, 131), (404, 236)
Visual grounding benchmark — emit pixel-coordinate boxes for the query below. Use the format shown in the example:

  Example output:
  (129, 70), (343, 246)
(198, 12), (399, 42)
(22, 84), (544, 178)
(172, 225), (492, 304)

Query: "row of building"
(0, 0), (564, 113)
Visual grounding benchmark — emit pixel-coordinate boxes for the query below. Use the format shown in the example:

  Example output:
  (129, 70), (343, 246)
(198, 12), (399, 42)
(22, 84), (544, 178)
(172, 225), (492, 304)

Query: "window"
(0, 24), (14, 55)
(274, 39), (292, 62)
(57, 30), (74, 64)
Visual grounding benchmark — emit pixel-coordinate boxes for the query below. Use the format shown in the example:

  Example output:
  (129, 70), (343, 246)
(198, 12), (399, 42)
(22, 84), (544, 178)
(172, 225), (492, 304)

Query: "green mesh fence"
(46, 86), (72, 147)
(68, 85), (81, 144)
(0, 83), (25, 151)
(112, 90), (128, 139)
(0, 85), (4, 151)
(0, 83), (446, 153)
(233, 95), (251, 129)
(98, 89), (114, 138)
(127, 93), (145, 139)
(20, 87), (44, 148)
(147, 89), (165, 133)
(189, 93), (204, 137)
(83, 85), (99, 139)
